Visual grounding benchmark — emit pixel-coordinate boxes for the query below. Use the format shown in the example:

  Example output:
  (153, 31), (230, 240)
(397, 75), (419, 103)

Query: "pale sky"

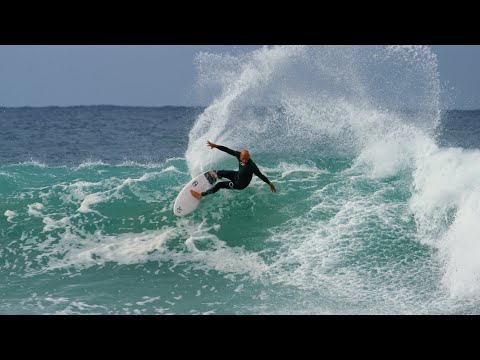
(0, 45), (478, 109)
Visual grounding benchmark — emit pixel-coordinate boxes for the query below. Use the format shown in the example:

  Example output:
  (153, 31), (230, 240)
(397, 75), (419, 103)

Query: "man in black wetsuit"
(190, 140), (276, 200)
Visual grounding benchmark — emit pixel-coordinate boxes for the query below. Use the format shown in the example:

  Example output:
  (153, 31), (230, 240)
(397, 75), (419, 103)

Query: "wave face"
(2, 46), (480, 314)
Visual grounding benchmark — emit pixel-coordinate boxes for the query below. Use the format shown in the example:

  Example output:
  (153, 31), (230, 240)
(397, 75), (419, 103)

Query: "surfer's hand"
(207, 141), (217, 149)
(269, 183), (276, 193)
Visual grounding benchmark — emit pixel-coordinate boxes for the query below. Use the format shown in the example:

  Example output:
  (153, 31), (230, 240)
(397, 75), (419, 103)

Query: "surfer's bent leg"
(216, 170), (237, 182)
(201, 181), (235, 197)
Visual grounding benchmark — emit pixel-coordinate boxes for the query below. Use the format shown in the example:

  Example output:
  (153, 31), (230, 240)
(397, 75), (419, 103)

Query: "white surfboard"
(173, 171), (217, 216)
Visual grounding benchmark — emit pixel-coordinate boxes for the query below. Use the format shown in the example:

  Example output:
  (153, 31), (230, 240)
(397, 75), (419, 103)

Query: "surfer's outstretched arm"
(206, 141), (240, 159)
(253, 164), (276, 193)
(216, 145), (240, 159)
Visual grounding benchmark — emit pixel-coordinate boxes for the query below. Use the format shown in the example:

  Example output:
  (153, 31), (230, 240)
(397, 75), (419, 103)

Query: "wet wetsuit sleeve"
(253, 164), (271, 184)
(216, 145), (240, 159)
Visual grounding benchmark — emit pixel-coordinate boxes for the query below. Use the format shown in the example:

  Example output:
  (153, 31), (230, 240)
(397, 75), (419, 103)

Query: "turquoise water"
(2, 46), (480, 314)
(0, 157), (439, 314)
(1, 153), (478, 314)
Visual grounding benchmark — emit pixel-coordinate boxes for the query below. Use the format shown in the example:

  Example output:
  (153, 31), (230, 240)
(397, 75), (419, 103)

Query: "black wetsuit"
(201, 145), (270, 196)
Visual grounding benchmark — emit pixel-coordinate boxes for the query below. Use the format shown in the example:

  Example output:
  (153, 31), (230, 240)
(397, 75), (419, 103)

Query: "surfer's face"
(240, 150), (250, 164)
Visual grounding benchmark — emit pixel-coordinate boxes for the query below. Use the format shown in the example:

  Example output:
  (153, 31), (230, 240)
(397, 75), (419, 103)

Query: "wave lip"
(186, 45), (441, 176)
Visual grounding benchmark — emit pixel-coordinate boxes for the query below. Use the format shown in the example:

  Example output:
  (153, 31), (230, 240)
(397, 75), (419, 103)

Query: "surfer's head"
(240, 150), (250, 164)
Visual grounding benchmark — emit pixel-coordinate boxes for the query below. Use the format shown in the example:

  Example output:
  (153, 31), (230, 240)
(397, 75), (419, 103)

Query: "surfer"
(190, 141), (276, 200)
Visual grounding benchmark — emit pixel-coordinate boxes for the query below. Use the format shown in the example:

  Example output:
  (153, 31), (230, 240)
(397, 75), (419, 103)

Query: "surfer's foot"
(208, 170), (217, 179)
(190, 190), (203, 200)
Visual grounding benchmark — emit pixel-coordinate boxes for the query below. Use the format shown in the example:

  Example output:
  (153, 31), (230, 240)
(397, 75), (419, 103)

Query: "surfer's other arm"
(253, 164), (277, 193)
(206, 141), (240, 159)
